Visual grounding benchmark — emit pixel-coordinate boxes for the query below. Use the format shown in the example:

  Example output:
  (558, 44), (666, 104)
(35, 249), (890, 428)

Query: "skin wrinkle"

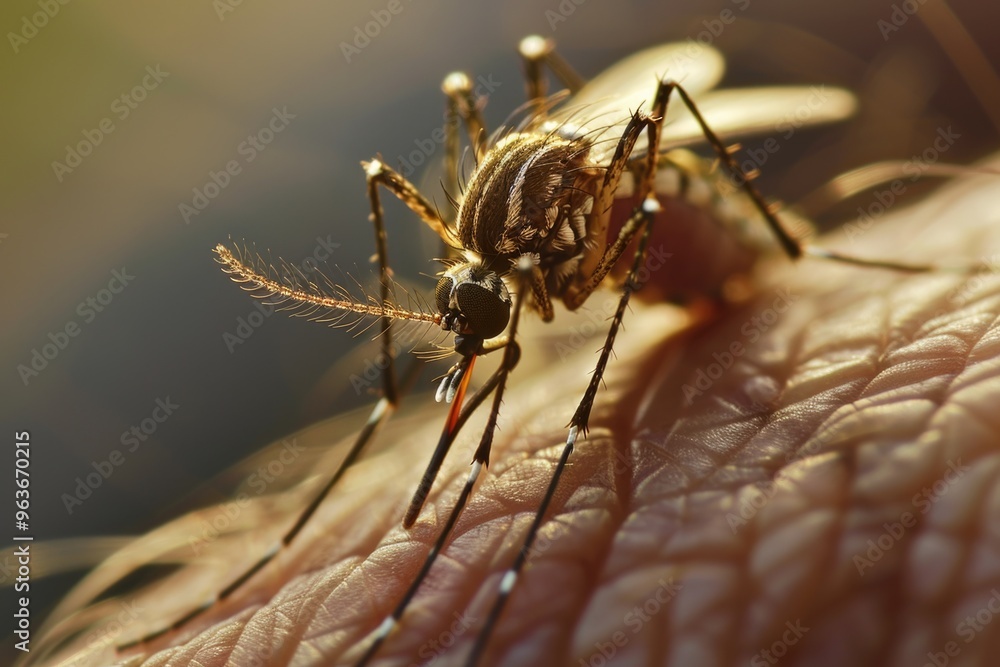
(556, 158), (1000, 667)
(33, 160), (1000, 667)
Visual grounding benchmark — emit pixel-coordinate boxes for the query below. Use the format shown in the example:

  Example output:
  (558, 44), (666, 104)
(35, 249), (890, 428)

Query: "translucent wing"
(540, 41), (723, 155)
(563, 41), (726, 116)
(659, 85), (858, 149)
(542, 41), (856, 164)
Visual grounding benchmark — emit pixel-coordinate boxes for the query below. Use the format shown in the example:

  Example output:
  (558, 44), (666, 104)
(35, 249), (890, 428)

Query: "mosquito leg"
(116, 353), (427, 645)
(518, 35), (586, 103)
(368, 138), (527, 532)
(117, 402), (410, 648)
(442, 71), (489, 164)
(467, 200), (659, 667)
(802, 246), (964, 272)
(651, 81), (803, 259)
(369, 84), (518, 532)
(528, 265), (555, 322)
(563, 76), (790, 311)
(354, 341), (522, 666)
(407, 335), (518, 526)
(465, 72), (676, 663)
(564, 97), (666, 309)
(355, 260), (532, 667)
(654, 82), (990, 276)
(120, 169), (446, 653)
(363, 159), (462, 249)
(442, 74), (464, 195)
(793, 161), (1000, 273)
(366, 157), (402, 406)
(519, 35), (549, 106)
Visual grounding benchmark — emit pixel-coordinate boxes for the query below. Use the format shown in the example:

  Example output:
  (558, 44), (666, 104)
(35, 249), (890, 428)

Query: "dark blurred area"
(2, 0), (999, 658)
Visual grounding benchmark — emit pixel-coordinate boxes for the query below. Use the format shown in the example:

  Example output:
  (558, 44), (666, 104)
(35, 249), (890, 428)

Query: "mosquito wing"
(542, 41), (856, 165)
(658, 85), (858, 148)
(540, 41), (722, 152)
(563, 41), (725, 117)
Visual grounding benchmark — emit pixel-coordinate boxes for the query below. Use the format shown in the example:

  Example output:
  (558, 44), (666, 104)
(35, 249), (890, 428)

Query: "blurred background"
(2, 0), (999, 659)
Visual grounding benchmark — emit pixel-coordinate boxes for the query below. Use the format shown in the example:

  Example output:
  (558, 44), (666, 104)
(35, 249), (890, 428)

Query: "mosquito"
(31, 35), (960, 667)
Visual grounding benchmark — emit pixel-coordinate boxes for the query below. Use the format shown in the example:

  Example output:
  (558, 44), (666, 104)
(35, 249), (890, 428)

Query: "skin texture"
(34, 158), (1000, 667)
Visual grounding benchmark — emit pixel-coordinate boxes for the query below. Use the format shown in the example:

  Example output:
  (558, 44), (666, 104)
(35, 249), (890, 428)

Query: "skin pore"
(39, 157), (1000, 667)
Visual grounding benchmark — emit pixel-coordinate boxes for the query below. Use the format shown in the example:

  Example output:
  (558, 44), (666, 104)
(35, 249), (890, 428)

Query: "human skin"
(37, 159), (1000, 667)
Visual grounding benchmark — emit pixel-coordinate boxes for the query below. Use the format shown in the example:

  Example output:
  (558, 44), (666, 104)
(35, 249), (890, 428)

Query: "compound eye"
(434, 275), (454, 315)
(454, 275), (510, 339)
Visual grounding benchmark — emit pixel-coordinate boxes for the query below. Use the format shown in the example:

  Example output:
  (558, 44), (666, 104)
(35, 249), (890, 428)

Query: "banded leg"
(120, 107), (494, 650)
(354, 261), (533, 667)
(518, 35), (586, 109)
(461, 74), (971, 666)
(565, 79), (951, 318)
(353, 43), (601, 663)
(467, 198), (660, 666)
(119, 362), (422, 649)
(565, 84), (672, 309)
(117, 172), (446, 653)
(405, 334), (515, 526)
(363, 159), (461, 251)
(442, 71), (489, 168)
(662, 82), (964, 273)
(652, 83), (955, 272)
(457, 74), (677, 663)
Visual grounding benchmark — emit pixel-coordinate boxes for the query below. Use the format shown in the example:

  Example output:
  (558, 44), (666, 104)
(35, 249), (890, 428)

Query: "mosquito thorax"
(435, 262), (511, 344)
(456, 132), (598, 297)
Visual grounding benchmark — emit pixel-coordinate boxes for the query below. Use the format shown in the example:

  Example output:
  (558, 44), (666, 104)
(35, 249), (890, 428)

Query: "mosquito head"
(435, 262), (511, 348)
